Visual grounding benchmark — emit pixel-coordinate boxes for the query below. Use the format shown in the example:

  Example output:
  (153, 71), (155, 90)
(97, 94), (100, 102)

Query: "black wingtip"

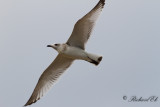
(96, 0), (105, 9)
(24, 96), (40, 106)
(100, 0), (105, 5)
(24, 99), (38, 107)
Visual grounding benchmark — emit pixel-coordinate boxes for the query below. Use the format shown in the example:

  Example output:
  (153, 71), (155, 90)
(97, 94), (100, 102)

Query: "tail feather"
(90, 59), (99, 65)
(98, 56), (102, 62)
(88, 56), (103, 66)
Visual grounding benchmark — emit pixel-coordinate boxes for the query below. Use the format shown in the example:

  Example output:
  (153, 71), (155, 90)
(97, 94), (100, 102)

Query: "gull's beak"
(47, 45), (56, 50)
(47, 45), (52, 47)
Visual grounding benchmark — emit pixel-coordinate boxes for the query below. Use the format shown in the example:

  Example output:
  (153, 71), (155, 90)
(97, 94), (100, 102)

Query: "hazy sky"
(0, 0), (160, 107)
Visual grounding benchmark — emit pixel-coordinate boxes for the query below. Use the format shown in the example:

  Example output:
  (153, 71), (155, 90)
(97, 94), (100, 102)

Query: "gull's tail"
(86, 53), (103, 66)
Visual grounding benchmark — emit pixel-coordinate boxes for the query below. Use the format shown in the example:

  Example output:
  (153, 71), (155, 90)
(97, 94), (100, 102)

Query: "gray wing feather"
(24, 54), (74, 106)
(66, 0), (105, 49)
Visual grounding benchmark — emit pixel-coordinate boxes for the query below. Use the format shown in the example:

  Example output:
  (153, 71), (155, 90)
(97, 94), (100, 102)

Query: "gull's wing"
(24, 54), (74, 106)
(66, 0), (105, 49)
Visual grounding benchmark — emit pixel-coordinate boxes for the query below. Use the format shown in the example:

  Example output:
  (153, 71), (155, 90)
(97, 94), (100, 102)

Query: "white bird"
(24, 0), (105, 106)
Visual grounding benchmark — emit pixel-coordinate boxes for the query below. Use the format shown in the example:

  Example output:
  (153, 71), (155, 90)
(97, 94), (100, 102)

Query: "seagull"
(24, 0), (105, 106)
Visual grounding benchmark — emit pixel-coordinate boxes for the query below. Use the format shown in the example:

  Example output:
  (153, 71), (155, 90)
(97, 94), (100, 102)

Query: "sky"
(0, 0), (160, 107)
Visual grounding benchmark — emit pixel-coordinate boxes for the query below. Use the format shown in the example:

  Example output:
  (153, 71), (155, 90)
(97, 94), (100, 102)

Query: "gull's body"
(24, 0), (105, 106)
(49, 44), (102, 65)
(63, 46), (102, 63)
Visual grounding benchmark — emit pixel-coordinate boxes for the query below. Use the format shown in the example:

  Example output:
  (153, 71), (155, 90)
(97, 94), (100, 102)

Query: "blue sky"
(0, 0), (160, 107)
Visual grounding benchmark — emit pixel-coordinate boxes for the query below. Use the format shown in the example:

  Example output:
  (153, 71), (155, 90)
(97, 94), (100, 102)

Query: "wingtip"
(24, 102), (28, 106)
(100, 0), (105, 3)
(24, 103), (28, 107)
(24, 97), (40, 106)
(98, 0), (105, 8)
(101, 0), (105, 6)
(24, 102), (35, 107)
(24, 102), (31, 107)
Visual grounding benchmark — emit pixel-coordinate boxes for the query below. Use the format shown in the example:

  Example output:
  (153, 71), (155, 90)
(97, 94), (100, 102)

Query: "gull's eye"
(55, 44), (58, 46)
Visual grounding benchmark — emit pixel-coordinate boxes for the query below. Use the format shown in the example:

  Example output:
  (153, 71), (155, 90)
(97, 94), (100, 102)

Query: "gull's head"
(47, 43), (64, 53)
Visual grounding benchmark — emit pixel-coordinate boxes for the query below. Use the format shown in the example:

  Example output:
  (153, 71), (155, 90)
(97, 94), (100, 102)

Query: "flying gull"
(24, 0), (105, 106)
